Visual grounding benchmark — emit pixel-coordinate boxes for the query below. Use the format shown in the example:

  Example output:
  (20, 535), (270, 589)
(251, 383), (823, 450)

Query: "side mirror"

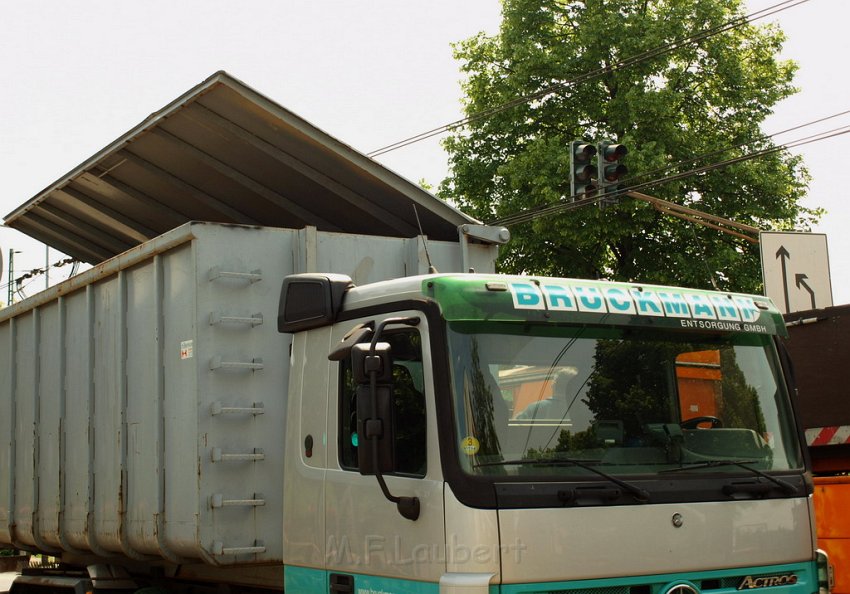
(348, 316), (422, 521)
(352, 342), (396, 475)
(278, 273), (353, 333)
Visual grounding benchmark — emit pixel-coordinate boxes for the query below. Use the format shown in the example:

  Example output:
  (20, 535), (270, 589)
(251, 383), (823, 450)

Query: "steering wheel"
(681, 416), (723, 429)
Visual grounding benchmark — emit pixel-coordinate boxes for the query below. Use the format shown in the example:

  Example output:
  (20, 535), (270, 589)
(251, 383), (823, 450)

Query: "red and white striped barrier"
(806, 426), (850, 446)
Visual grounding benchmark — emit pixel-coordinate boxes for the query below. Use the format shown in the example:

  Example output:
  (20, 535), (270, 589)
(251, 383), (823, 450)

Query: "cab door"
(324, 311), (446, 591)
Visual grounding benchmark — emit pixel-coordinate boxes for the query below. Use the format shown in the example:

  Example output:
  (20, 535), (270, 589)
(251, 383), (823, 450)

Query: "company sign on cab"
(508, 281), (769, 332)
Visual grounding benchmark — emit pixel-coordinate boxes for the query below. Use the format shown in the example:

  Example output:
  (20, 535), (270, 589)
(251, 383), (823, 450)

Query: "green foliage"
(440, 0), (821, 292)
(466, 338), (502, 456)
(585, 339), (677, 436)
(719, 348), (766, 432)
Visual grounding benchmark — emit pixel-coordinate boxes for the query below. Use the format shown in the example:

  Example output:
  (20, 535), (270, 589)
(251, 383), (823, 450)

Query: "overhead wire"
(627, 124), (850, 197)
(367, 0), (811, 158)
(489, 121), (850, 228)
(493, 123), (850, 227)
(625, 107), (850, 188)
(1, 257), (79, 299)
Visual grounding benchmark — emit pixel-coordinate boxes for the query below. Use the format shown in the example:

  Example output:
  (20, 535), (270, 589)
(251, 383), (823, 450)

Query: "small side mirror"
(278, 273), (353, 333)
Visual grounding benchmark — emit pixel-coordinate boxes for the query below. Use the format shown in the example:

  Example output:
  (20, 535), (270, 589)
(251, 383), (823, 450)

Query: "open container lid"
(4, 70), (476, 264)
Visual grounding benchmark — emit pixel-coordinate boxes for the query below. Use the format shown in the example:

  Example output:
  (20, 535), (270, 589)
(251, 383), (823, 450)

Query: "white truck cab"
(278, 272), (828, 594)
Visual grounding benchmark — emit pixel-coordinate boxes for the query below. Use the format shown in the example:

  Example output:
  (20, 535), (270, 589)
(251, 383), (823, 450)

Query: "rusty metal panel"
(813, 477), (850, 594)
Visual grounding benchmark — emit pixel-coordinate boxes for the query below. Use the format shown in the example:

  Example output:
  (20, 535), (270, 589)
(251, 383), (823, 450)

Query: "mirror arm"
(370, 316), (420, 349)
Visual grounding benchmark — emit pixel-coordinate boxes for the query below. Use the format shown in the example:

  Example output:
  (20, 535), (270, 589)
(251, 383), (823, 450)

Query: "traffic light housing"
(570, 141), (597, 201)
(597, 141), (628, 209)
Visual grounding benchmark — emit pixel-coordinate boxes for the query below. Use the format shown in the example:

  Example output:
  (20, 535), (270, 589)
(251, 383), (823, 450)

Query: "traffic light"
(597, 141), (628, 209)
(570, 141), (597, 201)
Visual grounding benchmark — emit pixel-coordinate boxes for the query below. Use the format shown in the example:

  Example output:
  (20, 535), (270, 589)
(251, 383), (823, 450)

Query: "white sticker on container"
(180, 340), (194, 360)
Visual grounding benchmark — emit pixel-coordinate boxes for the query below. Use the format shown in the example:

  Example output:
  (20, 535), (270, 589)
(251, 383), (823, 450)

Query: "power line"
(632, 124), (850, 195)
(491, 123), (850, 227)
(367, 0), (811, 158)
(517, 113), (850, 226)
(0, 257), (79, 297)
(494, 123), (850, 227)
(625, 108), (850, 189)
(490, 121), (850, 228)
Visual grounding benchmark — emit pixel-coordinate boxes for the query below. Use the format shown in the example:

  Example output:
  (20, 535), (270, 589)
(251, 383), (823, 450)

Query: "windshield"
(447, 322), (802, 479)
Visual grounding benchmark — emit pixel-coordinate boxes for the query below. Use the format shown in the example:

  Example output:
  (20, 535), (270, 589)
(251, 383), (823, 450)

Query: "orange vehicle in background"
(502, 350), (747, 431)
(785, 304), (850, 594)
(675, 350), (722, 423)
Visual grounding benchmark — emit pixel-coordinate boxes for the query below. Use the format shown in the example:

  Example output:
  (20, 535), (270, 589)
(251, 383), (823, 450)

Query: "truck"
(784, 304), (850, 594)
(0, 220), (830, 594)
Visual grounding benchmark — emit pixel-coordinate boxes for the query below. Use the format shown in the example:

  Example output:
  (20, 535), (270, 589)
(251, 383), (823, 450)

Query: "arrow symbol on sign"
(776, 246), (791, 313)
(795, 273), (816, 309)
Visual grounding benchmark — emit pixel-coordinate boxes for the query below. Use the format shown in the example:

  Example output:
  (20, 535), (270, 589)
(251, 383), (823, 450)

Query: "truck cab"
(280, 273), (827, 594)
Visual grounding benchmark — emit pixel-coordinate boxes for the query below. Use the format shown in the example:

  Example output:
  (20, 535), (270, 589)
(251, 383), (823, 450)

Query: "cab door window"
(339, 329), (427, 477)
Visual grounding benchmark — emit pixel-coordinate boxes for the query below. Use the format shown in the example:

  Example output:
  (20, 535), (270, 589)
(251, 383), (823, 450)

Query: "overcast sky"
(1, 0), (846, 308)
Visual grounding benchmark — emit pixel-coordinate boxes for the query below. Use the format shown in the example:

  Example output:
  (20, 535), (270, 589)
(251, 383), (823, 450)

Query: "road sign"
(760, 232), (832, 314)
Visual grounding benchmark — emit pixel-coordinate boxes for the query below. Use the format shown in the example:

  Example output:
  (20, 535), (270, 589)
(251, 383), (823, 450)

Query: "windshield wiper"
(476, 457), (650, 502)
(660, 459), (797, 495)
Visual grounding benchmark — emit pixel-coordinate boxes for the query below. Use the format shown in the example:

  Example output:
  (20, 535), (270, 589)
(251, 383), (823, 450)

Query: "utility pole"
(7, 249), (18, 306)
(6, 249), (24, 305)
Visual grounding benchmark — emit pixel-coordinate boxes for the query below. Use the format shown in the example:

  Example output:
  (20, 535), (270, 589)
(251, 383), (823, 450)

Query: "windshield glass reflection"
(447, 322), (801, 478)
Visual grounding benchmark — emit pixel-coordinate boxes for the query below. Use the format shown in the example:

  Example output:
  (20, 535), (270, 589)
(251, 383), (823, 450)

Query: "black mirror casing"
(352, 343), (396, 475)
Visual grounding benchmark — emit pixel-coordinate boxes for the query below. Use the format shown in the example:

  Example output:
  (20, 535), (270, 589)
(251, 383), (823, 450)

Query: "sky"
(0, 0), (847, 307)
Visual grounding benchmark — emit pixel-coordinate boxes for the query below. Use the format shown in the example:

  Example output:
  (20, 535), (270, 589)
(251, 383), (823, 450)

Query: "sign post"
(760, 232), (832, 314)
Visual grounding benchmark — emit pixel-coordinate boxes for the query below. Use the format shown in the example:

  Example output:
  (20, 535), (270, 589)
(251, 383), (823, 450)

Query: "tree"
(440, 0), (821, 292)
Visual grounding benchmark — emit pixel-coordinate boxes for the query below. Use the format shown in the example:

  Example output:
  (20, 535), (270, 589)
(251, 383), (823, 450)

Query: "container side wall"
(194, 225), (295, 565)
(0, 222), (477, 566)
(161, 242), (201, 557)
(36, 304), (62, 549)
(0, 225), (205, 562)
(13, 312), (36, 547)
(0, 319), (12, 544)
(313, 233), (408, 283)
(125, 261), (161, 555)
(311, 233), (463, 282)
(91, 279), (123, 553)
(61, 290), (93, 551)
